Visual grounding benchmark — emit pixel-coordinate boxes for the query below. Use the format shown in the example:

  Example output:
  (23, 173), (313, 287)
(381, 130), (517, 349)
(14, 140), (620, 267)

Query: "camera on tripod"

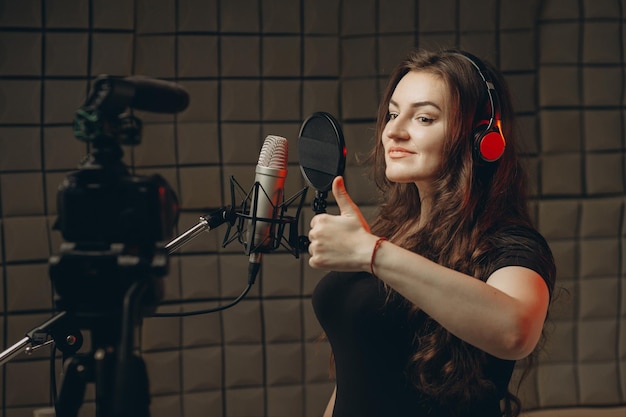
(45, 75), (187, 417)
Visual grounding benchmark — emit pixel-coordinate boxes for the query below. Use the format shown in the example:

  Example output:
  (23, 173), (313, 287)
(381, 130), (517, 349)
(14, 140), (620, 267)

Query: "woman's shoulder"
(489, 222), (552, 252)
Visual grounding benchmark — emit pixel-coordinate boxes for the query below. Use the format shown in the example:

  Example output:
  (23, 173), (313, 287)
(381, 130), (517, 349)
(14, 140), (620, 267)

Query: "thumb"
(332, 176), (360, 216)
(332, 176), (371, 232)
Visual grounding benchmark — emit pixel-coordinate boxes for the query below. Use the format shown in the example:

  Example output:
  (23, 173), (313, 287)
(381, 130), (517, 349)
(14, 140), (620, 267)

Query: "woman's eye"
(417, 116), (434, 124)
(387, 112), (399, 121)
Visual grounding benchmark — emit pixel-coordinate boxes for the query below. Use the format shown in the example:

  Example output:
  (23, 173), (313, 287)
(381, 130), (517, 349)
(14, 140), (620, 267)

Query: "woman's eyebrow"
(389, 99), (442, 111)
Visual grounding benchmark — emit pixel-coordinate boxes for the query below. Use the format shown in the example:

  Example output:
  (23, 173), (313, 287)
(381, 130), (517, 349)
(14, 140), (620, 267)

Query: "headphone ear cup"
(474, 123), (506, 162)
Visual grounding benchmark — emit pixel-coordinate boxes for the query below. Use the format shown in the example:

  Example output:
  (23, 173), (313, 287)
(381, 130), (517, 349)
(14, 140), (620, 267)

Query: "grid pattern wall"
(0, 0), (624, 417)
(514, 0), (626, 411)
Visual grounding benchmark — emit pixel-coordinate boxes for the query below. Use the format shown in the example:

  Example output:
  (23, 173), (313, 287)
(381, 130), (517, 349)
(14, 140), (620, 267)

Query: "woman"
(308, 49), (556, 417)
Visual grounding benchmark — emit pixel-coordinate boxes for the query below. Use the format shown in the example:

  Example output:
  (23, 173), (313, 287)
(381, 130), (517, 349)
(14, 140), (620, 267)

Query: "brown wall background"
(0, 0), (625, 416)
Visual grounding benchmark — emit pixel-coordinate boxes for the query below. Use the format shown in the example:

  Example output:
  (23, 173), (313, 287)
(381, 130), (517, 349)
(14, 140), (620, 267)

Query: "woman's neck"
(416, 186), (434, 229)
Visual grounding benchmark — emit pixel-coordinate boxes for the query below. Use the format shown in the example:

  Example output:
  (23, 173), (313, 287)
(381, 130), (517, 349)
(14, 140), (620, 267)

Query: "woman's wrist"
(369, 236), (388, 278)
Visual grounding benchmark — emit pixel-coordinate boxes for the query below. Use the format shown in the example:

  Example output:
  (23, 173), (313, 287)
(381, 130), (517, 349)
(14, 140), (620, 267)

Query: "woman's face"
(382, 70), (449, 192)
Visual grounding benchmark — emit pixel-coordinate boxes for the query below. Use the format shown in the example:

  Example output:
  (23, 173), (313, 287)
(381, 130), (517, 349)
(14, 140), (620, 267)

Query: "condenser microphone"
(247, 135), (288, 283)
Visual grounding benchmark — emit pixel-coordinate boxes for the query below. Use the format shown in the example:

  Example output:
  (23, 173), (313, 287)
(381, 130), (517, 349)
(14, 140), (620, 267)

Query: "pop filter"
(298, 112), (346, 213)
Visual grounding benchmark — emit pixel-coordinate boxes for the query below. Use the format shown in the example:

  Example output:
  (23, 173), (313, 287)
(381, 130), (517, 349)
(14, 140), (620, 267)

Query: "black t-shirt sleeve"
(486, 225), (556, 298)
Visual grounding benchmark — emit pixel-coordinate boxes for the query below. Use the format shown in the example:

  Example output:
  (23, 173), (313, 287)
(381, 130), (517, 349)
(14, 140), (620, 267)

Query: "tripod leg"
(94, 348), (116, 417)
(112, 281), (152, 417)
(113, 355), (151, 417)
(55, 355), (91, 417)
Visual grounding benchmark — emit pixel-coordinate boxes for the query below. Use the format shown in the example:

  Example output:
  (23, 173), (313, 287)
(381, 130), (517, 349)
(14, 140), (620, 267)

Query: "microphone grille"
(258, 135), (288, 169)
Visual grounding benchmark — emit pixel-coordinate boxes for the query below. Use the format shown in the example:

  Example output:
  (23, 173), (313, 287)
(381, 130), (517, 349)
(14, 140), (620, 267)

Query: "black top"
(312, 225), (555, 417)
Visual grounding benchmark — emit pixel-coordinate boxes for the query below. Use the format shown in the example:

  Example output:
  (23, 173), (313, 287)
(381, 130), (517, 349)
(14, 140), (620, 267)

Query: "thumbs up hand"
(307, 176), (378, 272)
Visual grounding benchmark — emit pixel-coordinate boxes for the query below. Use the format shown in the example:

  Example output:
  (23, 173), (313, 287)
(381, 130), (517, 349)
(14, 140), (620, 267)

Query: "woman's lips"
(387, 146), (415, 158)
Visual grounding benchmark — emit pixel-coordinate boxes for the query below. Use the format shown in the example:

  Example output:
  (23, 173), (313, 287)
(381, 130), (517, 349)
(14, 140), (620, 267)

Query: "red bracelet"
(370, 237), (387, 278)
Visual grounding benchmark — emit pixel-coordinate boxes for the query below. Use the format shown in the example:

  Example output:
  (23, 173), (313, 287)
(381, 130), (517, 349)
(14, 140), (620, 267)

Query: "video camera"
(49, 75), (182, 326)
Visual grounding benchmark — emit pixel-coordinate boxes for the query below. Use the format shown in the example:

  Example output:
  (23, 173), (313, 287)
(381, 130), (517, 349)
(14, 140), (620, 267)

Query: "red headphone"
(449, 51), (506, 163)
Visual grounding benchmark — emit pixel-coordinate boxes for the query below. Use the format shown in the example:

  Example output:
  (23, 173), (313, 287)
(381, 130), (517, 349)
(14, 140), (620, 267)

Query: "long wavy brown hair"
(368, 49), (538, 416)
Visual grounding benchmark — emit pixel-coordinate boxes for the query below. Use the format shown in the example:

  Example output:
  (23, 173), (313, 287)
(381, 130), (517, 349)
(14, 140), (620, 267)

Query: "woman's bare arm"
(322, 386), (336, 417)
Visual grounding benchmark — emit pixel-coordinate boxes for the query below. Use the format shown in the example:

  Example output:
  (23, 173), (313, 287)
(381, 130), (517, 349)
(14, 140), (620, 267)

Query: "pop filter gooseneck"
(298, 112), (347, 214)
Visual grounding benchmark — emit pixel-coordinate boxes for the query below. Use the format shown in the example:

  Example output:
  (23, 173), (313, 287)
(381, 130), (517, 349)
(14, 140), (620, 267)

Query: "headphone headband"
(446, 51), (498, 130)
(445, 50), (506, 162)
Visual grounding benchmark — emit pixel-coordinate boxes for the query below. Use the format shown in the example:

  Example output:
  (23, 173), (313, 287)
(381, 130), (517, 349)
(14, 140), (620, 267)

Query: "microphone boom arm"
(165, 206), (237, 254)
(0, 311), (83, 367)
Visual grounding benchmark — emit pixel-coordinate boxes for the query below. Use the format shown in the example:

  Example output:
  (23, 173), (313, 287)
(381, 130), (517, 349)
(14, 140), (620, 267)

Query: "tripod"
(54, 287), (150, 417)
(48, 242), (168, 417)
(0, 272), (156, 417)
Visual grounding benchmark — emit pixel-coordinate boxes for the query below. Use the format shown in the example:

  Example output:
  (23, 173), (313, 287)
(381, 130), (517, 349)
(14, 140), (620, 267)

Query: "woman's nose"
(386, 119), (410, 141)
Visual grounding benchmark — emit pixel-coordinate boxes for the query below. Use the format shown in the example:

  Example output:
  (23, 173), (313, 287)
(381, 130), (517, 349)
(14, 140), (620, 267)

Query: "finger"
(332, 176), (357, 215)
(310, 212), (327, 230)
